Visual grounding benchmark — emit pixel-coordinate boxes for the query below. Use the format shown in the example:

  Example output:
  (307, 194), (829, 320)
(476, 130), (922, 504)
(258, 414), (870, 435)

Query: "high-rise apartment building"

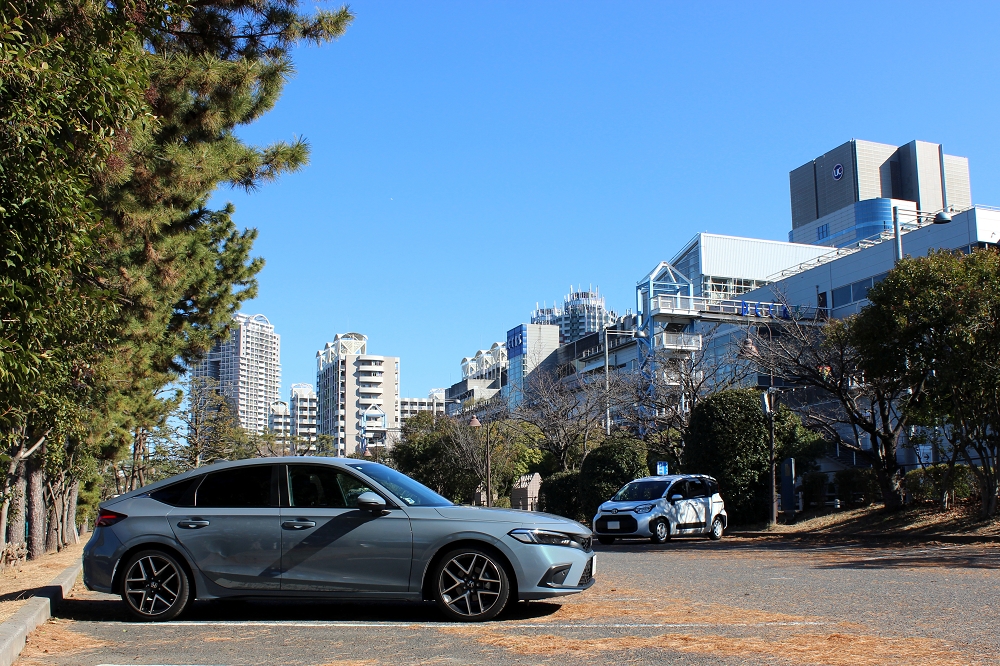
(789, 139), (972, 247)
(268, 400), (291, 443)
(289, 383), (318, 446)
(316, 333), (400, 456)
(191, 313), (281, 433)
(400, 391), (447, 422)
(530, 287), (617, 344)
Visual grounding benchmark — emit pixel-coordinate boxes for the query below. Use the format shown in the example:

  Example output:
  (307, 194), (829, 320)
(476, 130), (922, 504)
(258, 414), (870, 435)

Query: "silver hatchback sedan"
(591, 474), (727, 544)
(84, 457), (595, 622)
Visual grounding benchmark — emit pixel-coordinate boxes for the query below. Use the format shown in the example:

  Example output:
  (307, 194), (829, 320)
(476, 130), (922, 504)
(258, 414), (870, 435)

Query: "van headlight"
(509, 529), (589, 550)
(634, 504), (654, 514)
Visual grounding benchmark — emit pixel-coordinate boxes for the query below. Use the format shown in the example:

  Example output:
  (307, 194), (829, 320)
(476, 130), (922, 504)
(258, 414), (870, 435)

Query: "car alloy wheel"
(434, 548), (510, 621)
(709, 516), (724, 541)
(650, 519), (670, 544)
(122, 550), (190, 621)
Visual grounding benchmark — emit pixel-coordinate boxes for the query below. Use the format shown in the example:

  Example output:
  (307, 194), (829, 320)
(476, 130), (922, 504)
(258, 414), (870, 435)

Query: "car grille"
(579, 557), (594, 585)
(595, 515), (638, 533)
(577, 536), (593, 552)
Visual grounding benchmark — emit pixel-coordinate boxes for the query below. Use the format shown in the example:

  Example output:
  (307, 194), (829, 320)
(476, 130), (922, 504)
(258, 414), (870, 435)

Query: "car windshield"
(612, 480), (669, 502)
(348, 463), (452, 507)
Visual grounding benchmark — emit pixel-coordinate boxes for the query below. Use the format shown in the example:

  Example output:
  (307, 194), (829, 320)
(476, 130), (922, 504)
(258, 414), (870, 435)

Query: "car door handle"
(177, 520), (210, 529)
(282, 520), (317, 530)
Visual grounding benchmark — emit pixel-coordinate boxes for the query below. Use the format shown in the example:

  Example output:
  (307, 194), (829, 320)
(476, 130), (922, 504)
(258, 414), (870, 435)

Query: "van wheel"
(709, 516), (724, 540)
(650, 519), (670, 544)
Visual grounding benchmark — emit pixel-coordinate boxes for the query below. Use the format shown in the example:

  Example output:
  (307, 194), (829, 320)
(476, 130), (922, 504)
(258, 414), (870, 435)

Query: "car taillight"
(96, 509), (127, 527)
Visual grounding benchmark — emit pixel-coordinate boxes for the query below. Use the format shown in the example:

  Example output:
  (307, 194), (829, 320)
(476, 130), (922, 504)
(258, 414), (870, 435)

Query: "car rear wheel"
(650, 519), (670, 544)
(121, 550), (190, 621)
(597, 536), (615, 545)
(709, 516), (724, 540)
(433, 547), (510, 622)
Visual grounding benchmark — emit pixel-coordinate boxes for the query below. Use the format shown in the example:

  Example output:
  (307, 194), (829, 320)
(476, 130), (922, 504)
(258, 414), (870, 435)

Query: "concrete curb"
(0, 558), (82, 666)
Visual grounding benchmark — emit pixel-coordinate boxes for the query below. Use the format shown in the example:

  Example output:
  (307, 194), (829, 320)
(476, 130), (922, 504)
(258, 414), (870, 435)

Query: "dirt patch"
(16, 619), (108, 665)
(752, 504), (1000, 538)
(445, 628), (973, 666)
(0, 542), (83, 623)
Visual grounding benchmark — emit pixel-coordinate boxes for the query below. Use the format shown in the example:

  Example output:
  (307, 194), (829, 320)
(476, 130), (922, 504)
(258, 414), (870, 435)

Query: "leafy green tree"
(684, 389), (769, 524)
(390, 413), (478, 503)
(856, 249), (1000, 517)
(578, 434), (647, 520)
(538, 470), (583, 521)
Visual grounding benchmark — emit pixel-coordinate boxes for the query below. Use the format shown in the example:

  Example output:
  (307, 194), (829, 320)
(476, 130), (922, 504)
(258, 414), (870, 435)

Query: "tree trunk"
(66, 480), (80, 545)
(26, 456), (45, 560)
(45, 503), (60, 553)
(7, 462), (26, 546)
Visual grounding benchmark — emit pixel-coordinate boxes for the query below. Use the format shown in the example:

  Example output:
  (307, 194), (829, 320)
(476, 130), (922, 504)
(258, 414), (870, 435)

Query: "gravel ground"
(15, 537), (1000, 665)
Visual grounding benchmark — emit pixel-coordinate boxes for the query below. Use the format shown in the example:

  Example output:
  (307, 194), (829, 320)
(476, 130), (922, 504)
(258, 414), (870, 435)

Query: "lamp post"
(469, 415), (489, 507)
(892, 207), (952, 264)
(603, 328), (645, 436)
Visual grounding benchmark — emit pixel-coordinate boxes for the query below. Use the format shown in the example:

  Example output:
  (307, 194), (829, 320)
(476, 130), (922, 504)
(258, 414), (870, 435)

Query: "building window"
(817, 224), (830, 241)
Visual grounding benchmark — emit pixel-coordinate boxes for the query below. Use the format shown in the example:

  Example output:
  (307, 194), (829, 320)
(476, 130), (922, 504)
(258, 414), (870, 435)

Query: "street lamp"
(468, 416), (489, 507)
(603, 328), (646, 436)
(892, 207), (952, 264)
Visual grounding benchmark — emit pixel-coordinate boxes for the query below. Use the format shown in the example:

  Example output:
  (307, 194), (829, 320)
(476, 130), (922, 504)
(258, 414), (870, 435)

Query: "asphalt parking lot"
(17, 537), (1000, 666)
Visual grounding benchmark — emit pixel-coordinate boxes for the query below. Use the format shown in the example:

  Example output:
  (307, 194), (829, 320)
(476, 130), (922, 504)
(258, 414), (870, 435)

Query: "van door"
(686, 479), (711, 531)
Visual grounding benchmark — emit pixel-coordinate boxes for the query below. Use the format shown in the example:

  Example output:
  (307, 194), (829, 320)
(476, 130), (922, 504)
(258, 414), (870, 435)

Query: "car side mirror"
(670, 494), (684, 503)
(357, 492), (387, 513)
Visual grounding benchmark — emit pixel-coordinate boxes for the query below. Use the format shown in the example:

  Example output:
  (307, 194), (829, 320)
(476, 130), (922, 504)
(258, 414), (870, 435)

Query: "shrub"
(578, 435), (647, 521)
(903, 464), (976, 502)
(685, 389), (769, 524)
(800, 472), (829, 509)
(834, 467), (880, 507)
(538, 470), (582, 521)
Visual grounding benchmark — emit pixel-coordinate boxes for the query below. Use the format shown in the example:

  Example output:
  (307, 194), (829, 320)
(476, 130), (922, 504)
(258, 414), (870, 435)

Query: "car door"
(671, 480), (705, 533)
(167, 464), (282, 590)
(686, 479), (711, 531)
(280, 464), (413, 594)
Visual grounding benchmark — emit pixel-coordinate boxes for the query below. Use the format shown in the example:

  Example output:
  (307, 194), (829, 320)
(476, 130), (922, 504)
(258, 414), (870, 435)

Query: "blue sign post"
(656, 461), (669, 476)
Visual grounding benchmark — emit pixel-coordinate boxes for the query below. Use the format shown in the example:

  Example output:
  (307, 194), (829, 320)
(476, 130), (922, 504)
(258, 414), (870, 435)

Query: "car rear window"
(148, 477), (200, 507)
(196, 466), (276, 508)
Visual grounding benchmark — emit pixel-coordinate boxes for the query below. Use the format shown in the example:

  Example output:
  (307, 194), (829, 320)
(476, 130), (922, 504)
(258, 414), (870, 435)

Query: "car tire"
(597, 536), (615, 546)
(650, 519), (670, 544)
(120, 549), (191, 621)
(709, 516), (724, 541)
(433, 547), (511, 622)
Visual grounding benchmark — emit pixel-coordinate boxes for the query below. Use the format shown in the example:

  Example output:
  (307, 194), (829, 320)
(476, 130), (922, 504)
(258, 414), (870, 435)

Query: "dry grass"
(0, 542), (83, 622)
(756, 503), (1000, 537)
(444, 629), (974, 666)
(16, 619), (108, 665)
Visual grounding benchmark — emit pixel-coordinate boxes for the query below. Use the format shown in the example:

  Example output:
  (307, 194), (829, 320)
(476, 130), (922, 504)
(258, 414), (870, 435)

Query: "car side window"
(708, 479), (721, 495)
(149, 476), (200, 507)
(196, 466), (275, 508)
(668, 481), (686, 499)
(287, 465), (377, 509)
(688, 480), (708, 498)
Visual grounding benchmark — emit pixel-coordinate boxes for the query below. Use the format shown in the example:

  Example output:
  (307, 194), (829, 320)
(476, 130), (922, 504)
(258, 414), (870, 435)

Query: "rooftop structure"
(789, 139), (972, 247)
(531, 286), (617, 344)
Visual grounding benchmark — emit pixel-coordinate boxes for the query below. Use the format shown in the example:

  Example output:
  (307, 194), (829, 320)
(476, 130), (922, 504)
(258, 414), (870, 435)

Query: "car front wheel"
(121, 549), (191, 621)
(709, 516), (724, 540)
(433, 547), (511, 621)
(650, 519), (670, 544)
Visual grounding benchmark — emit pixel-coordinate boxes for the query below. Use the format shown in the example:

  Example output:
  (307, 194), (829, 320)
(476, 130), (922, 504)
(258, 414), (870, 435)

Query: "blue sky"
(211, 1), (1000, 398)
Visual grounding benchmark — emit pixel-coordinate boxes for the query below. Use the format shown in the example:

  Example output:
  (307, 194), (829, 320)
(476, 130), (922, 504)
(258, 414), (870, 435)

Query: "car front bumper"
(509, 541), (597, 600)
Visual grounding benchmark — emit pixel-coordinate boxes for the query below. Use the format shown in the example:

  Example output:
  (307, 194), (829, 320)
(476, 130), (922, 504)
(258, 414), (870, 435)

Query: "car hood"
(597, 500), (656, 513)
(434, 506), (589, 533)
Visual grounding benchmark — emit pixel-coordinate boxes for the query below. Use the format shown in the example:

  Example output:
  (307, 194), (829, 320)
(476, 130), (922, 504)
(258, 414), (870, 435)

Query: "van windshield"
(612, 480), (669, 502)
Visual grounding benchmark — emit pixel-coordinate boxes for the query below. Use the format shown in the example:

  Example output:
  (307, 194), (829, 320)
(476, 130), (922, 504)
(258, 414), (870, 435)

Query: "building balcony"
(655, 332), (702, 352)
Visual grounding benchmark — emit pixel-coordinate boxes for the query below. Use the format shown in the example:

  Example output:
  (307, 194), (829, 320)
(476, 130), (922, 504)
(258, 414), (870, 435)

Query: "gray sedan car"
(83, 457), (595, 622)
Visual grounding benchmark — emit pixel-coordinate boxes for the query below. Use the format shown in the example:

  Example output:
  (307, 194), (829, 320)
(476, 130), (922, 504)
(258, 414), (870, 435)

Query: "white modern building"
(191, 313), (281, 433)
(289, 383), (318, 447)
(531, 286), (617, 344)
(268, 400), (291, 442)
(316, 333), (401, 456)
(400, 391), (447, 422)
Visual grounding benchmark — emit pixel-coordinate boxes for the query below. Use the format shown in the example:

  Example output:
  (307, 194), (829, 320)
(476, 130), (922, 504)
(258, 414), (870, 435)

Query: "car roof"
(102, 456), (374, 505)
(628, 474), (717, 483)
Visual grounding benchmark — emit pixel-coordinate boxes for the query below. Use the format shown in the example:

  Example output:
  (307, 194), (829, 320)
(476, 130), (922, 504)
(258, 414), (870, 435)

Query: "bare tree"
(514, 369), (608, 471)
(745, 315), (914, 509)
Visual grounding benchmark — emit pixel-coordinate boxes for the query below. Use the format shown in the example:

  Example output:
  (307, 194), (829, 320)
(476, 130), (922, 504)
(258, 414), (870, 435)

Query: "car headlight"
(509, 528), (590, 550)
(634, 504), (654, 514)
